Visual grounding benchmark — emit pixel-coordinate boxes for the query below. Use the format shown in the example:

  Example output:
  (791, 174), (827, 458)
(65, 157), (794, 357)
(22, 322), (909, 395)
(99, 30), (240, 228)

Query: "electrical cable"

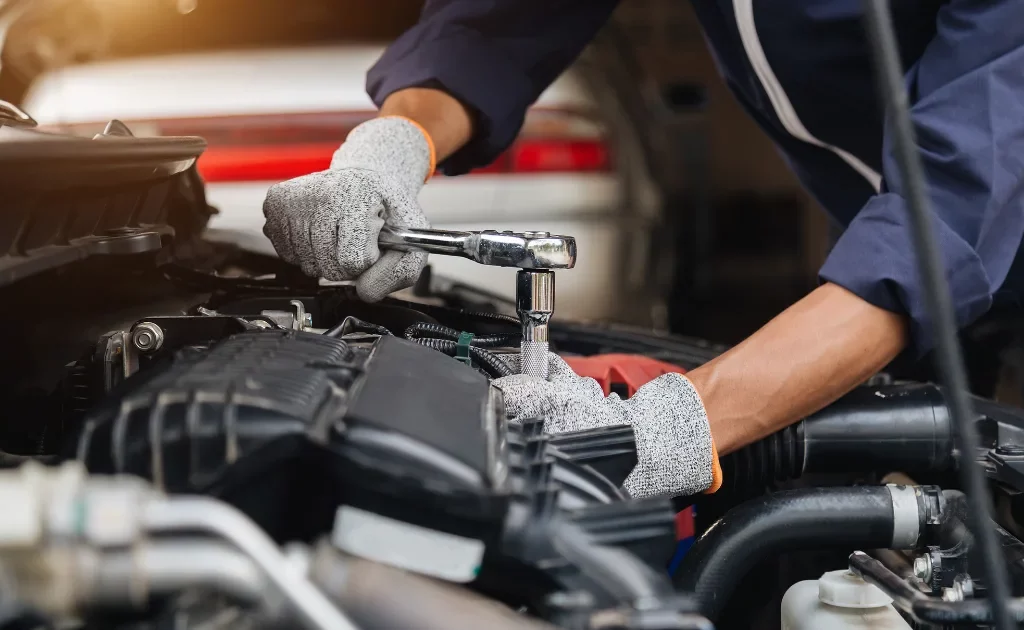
(404, 322), (520, 348)
(412, 338), (515, 378)
(862, 2), (1014, 628)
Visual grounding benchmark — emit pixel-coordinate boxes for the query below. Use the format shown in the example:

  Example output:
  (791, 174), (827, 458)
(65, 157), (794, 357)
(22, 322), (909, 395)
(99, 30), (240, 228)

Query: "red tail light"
(198, 143), (337, 183)
(48, 109), (612, 182)
(508, 139), (611, 173)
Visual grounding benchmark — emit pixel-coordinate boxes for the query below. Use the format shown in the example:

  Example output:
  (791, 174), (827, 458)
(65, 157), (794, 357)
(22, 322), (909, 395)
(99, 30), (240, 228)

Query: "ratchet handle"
(378, 226), (472, 258)
(378, 226), (576, 270)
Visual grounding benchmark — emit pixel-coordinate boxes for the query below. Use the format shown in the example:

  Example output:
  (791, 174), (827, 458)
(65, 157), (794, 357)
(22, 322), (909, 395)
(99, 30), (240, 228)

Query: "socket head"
(516, 269), (555, 315)
(473, 231), (576, 269)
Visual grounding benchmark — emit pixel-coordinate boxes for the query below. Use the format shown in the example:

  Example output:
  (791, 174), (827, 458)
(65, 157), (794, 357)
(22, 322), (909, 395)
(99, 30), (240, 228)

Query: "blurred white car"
(23, 45), (652, 321)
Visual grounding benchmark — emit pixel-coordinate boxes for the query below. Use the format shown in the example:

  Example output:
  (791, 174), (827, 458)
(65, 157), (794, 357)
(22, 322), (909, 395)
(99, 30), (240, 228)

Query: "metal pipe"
(138, 541), (266, 604)
(308, 543), (558, 630)
(862, 3), (1014, 628)
(87, 541), (266, 607)
(143, 497), (359, 630)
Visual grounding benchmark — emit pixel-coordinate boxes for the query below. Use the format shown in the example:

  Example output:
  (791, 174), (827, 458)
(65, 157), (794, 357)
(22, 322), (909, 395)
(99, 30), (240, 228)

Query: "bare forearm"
(380, 88), (474, 163)
(686, 283), (909, 455)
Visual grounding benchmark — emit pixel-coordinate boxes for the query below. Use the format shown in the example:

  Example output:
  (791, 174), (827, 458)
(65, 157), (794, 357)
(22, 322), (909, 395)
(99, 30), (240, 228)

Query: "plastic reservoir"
(782, 570), (911, 629)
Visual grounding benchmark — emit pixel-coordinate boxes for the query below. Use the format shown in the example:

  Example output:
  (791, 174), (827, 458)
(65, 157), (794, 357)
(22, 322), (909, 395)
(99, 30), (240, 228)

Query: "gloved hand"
(493, 354), (722, 499)
(262, 117), (435, 302)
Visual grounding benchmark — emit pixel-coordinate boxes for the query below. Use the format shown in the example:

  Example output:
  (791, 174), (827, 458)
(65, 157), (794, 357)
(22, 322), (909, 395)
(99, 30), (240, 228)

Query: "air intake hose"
(674, 485), (928, 622)
(718, 382), (953, 497)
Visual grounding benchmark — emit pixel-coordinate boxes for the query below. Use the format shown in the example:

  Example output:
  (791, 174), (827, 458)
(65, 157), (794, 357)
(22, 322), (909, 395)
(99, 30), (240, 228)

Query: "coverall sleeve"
(366, 0), (619, 175)
(819, 0), (1024, 353)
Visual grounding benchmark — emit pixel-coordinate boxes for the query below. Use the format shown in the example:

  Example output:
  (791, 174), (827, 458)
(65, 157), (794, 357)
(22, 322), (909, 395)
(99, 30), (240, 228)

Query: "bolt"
(913, 555), (932, 582)
(941, 586), (963, 602)
(131, 322), (164, 353)
(954, 575), (975, 599)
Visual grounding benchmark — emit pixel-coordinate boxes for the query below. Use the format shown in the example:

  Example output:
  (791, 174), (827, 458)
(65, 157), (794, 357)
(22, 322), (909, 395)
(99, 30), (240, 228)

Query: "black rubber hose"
(863, 3), (1013, 628)
(549, 521), (673, 603)
(404, 322), (520, 348)
(413, 337), (514, 377)
(674, 486), (898, 622)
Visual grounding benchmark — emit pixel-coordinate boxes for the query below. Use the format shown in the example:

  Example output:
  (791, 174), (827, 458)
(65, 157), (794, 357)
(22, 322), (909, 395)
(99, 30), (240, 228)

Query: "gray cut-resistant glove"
(493, 354), (721, 499)
(262, 117), (434, 302)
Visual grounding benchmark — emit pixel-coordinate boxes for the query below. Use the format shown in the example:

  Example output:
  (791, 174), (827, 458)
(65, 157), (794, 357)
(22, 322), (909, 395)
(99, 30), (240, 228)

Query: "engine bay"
(4, 119), (1024, 630)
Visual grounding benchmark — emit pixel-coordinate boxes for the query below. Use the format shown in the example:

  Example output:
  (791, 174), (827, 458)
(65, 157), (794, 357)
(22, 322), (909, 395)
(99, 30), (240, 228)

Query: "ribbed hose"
(679, 383), (953, 509)
(718, 424), (804, 496)
(674, 486), (901, 622)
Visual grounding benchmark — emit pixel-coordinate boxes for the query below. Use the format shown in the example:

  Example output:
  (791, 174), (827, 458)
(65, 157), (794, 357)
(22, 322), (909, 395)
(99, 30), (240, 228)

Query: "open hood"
(0, 114), (208, 286)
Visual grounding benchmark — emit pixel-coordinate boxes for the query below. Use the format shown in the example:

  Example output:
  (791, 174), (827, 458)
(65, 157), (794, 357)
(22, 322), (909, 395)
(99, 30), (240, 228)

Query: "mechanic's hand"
(493, 354), (722, 499)
(262, 117), (435, 302)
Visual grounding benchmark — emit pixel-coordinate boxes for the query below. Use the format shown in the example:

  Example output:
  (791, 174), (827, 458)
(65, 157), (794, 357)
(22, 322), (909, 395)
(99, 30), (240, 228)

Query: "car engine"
(4, 112), (1024, 630)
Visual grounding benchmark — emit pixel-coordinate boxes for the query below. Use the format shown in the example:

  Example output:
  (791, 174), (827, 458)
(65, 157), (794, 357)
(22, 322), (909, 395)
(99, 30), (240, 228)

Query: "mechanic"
(262, 1), (1024, 500)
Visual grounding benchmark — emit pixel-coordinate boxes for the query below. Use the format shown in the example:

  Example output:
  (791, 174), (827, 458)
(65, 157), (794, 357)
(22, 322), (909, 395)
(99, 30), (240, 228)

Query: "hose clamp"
(886, 484), (921, 549)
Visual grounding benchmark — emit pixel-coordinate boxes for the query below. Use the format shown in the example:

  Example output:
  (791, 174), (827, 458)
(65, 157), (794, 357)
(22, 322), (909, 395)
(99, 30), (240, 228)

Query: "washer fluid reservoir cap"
(817, 570), (893, 609)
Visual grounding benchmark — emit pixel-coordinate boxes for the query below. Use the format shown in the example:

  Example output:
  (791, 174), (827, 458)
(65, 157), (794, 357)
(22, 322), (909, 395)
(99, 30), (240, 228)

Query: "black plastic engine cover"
(72, 330), (359, 489)
(344, 334), (502, 488)
(71, 330), (509, 542)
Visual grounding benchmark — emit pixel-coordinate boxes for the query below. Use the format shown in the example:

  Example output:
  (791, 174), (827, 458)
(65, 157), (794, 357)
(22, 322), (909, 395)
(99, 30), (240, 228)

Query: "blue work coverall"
(367, 1), (1024, 355)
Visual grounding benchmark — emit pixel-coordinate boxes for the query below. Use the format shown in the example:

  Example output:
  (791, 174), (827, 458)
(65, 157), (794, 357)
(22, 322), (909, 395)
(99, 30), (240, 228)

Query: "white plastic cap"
(818, 570), (893, 609)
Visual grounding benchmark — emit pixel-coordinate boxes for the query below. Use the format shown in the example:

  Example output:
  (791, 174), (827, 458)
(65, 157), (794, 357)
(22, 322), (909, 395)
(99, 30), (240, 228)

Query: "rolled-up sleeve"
(366, 0), (619, 174)
(820, 0), (1024, 353)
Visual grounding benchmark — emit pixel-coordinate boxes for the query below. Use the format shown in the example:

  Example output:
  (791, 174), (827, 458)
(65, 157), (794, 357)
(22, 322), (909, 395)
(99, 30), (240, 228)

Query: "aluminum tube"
(139, 541), (266, 604)
(308, 543), (558, 630)
(87, 541), (266, 607)
(143, 497), (358, 630)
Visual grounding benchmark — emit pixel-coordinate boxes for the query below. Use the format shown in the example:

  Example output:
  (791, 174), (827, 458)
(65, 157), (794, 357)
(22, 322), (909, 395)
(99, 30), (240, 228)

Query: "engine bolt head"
(913, 555), (932, 582)
(131, 322), (165, 353)
(942, 585), (964, 602)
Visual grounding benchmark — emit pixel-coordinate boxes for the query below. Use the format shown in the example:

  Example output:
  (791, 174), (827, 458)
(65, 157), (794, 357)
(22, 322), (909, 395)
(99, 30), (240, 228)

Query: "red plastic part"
(561, 353), (688, 397)
(675, 507), (695, 541)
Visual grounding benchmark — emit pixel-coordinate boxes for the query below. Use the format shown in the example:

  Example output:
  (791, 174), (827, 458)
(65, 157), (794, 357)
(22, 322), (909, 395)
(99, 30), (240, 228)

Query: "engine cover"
(72, 330), (508, 542)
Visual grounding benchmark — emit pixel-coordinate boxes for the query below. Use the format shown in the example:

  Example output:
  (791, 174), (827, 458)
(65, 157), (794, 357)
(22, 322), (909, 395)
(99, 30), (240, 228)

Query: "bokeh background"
(0, 0), (834, 345)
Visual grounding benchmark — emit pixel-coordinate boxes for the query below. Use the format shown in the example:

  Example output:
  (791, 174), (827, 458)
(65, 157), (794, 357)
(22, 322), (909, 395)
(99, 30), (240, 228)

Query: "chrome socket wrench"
(378, 227), (576, 378)
(516, 269), (555, 378)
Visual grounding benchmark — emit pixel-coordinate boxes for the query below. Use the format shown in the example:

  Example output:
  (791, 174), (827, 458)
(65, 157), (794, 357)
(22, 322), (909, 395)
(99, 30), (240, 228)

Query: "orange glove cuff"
(380, 115), (437, 182)
(705, 439), (723, 494)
